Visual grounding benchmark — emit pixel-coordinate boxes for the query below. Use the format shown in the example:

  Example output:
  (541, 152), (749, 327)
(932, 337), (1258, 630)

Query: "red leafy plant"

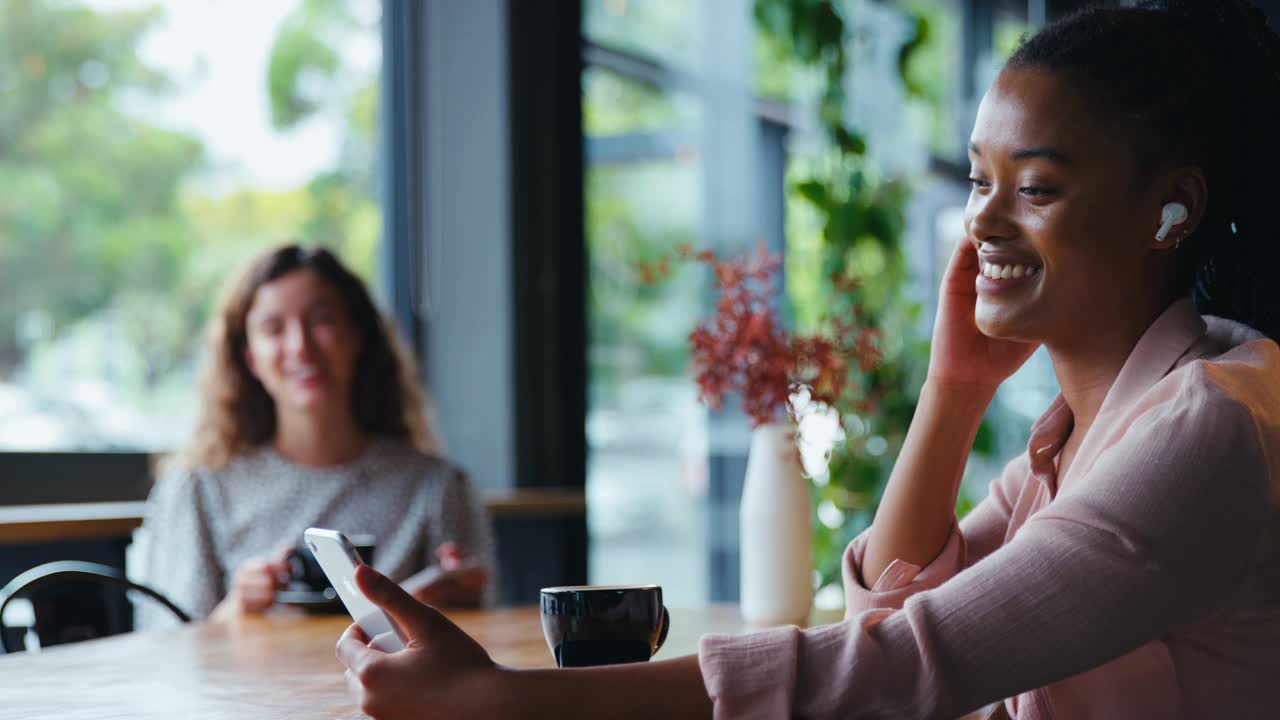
(638, 243), (882, 427)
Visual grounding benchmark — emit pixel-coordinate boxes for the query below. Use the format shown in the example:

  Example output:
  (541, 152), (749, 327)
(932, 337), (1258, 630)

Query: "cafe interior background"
(6, 0), (1280, 645)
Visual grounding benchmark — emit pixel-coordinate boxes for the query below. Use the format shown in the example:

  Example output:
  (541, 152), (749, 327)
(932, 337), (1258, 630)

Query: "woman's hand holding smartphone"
(303, 528), (406, 652)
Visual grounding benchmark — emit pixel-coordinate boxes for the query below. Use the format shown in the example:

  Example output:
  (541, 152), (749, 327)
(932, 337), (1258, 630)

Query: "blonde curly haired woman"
(138, 244), (492, 626)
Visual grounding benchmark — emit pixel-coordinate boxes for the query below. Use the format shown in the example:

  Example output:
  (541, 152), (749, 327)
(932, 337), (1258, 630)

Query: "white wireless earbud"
(1155, 202), (1189, 243)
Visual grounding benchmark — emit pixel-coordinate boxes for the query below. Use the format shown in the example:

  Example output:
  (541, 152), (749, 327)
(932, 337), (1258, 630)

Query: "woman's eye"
(309, 313), (341, 330)
(1019, 186), (1055, 198)
(968, 177), (990, 189)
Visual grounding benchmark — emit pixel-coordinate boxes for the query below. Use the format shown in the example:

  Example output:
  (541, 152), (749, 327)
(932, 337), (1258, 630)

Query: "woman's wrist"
(209, 593), (239, 623)
(459, 665), (519, 720)
(491, 667), (553, 720)
(921, 376), (999, 413)
(496, 656), (712, 720)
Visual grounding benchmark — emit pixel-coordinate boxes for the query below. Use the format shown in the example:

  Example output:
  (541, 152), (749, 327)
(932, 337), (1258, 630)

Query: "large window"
(0, 0), (381, 451)
(582, 0), (1070, 607)
(582, 1), (711, 606)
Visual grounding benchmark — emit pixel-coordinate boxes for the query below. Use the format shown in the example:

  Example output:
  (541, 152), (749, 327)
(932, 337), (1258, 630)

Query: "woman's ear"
(1150, 166), (1208, 250)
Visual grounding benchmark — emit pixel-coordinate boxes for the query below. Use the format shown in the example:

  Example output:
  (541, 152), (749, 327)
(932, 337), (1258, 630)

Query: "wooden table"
(1, 605), (997, 719)
(0, 605), (770, 719)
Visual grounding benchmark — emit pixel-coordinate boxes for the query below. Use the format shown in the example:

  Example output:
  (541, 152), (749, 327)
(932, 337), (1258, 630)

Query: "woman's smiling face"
(965, 67), (1167, 347)
(243, 268), (362, 419)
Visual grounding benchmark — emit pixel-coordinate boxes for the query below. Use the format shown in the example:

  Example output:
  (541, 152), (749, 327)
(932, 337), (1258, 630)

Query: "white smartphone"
(303, 528), (406, 652)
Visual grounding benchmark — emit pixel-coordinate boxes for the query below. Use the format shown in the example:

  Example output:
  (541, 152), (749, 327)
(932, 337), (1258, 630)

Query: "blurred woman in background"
(139, 244), (492, 625)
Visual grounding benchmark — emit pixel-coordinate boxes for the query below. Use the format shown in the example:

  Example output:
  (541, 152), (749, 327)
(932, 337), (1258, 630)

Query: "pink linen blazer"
(699, 299), (1280, 719)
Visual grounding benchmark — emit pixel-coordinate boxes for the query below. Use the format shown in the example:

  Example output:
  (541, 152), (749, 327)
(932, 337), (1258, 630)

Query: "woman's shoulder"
(1190, 320), (1280, 410)
(144, 458), (225, 522)
(1172, 325), (1280, 420)
(151, 447), (294, 510)
(151, 457), (215, 493)
(161, 439), (468, 490)
(181, 446), (282, 487)
(1081, 332), (1280, 559)
(1145, 335), (1280, 478)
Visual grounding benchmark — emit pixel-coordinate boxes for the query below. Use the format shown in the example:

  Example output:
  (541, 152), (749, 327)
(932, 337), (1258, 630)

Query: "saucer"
(275, 587), (344, 614)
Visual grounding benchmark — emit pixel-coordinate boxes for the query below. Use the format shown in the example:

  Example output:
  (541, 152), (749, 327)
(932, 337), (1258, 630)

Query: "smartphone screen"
(303, 528), (406, 652)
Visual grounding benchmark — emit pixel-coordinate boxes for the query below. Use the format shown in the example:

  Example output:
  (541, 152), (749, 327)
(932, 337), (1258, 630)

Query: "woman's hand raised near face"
(928, 237), (1040, 390)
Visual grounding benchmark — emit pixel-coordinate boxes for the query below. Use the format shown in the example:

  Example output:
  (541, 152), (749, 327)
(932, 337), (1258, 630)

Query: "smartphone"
(303, 528), (406, 652)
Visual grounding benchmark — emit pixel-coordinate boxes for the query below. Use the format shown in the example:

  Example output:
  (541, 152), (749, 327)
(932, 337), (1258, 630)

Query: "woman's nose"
(282, 322), (314, 357)
(965, 188), (1016, 243)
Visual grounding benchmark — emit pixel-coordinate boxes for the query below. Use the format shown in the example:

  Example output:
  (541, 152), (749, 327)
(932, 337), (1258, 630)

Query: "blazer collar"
(1092, 298), (1207, 423)
(1025, 298), (1208, 490)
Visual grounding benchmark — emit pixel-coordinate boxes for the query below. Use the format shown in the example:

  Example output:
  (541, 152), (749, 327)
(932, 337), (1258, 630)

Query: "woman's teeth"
(982, 263), (1040, 280)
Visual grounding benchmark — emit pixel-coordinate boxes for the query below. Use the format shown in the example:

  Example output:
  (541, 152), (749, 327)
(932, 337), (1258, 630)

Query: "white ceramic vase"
(739, 422), (814, 626)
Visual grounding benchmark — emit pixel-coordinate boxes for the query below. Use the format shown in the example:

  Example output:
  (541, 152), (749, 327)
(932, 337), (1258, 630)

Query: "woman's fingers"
(959, 233), (979, 265)
(270, 546), (296, 583)
(462, 567), (488, 586)
(237, 572), (276, 590)
(947, 233), (979, 271)
(273, 544), (295, 563)
(435, 542), (464, 570)
(449, 567), (488, 593)
(337, 623), (382, 674)
(343, 669), (362, 698)
(229, 557), (291, 612)
(235, 575), (280, 600)
(340, 621), (372, 645)
(409, 566), (488, 607)
(221, 553), (304, 617)
(335, 578), (499, 716)
(238, 585), (276, 611)
(356, 564), (452, 642)
(940, 236), (981, 296)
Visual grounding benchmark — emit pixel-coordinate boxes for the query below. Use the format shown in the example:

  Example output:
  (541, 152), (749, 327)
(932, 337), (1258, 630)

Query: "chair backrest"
(0, 561), (190, 654)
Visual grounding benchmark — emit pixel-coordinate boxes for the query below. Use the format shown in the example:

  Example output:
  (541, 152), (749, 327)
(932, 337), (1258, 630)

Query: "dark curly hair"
(1007, 0), (1280, 340)
(183, 244), (441, 469)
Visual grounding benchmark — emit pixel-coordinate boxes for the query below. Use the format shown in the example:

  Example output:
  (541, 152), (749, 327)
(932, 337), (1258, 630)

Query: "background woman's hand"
(928, 237), (1040, 389)
(337, 565), (502, 720)
(402, 542), (488, 608)
(212, 546), (291, 619)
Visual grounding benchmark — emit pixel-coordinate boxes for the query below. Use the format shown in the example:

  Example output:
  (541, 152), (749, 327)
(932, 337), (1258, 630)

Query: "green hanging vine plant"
(752, 0), (988, 595)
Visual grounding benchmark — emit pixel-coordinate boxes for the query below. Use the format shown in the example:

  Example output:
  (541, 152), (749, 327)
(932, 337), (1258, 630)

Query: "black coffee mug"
(285, 533), (377, 593)
(540, 585), (670, 668)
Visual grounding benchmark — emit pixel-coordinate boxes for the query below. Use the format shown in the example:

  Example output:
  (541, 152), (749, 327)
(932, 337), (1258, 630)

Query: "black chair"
(0, 560), (190, 654)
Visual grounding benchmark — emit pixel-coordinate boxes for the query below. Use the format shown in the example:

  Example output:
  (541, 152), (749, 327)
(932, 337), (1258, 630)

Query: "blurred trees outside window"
(0, 0), (380, 450)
